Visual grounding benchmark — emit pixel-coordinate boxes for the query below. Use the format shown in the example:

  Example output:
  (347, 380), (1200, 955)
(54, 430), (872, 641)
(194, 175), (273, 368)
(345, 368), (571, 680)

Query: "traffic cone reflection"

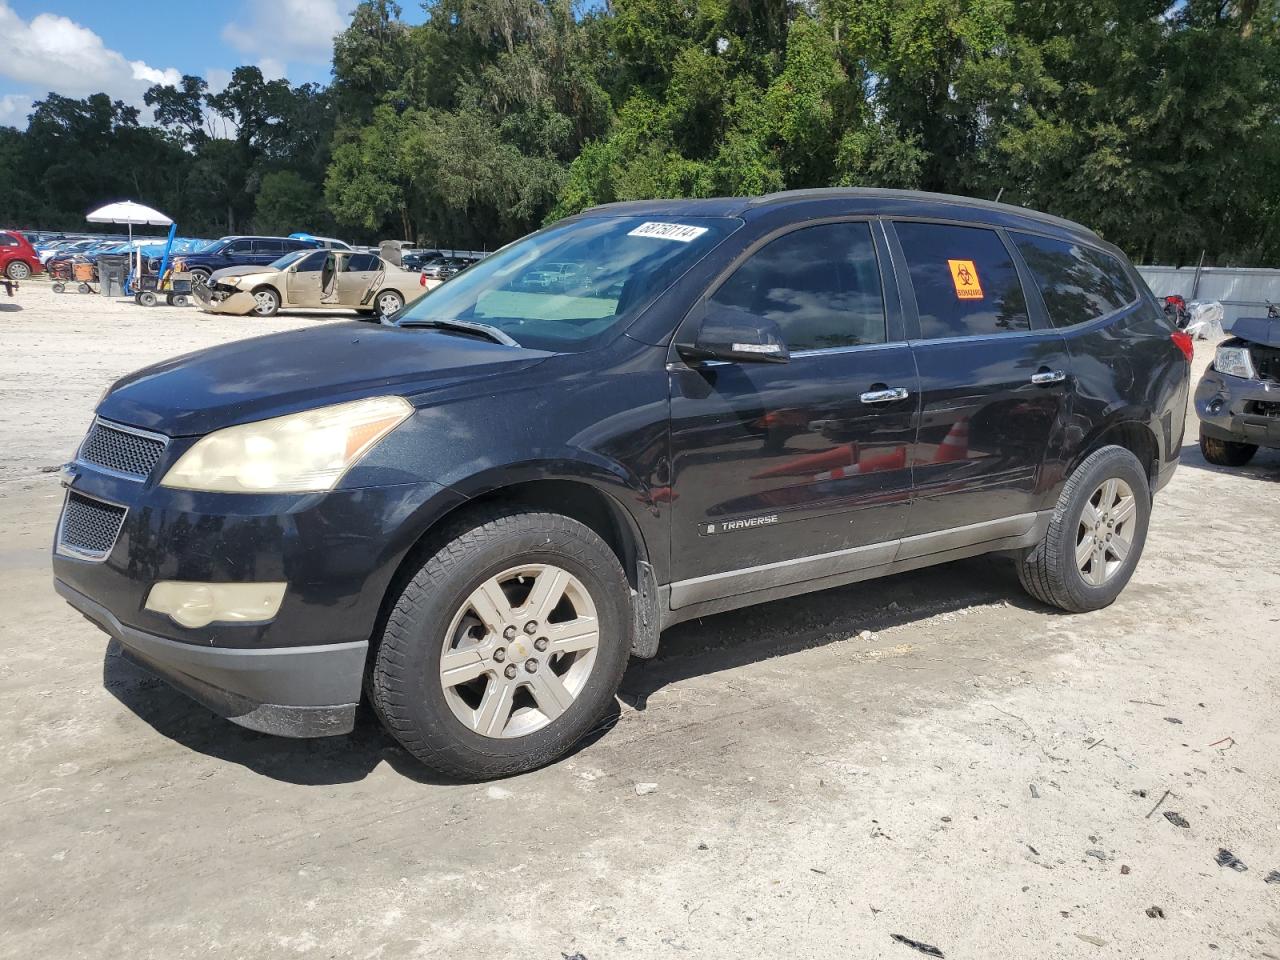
(753, 443), (859, 479)
(813, 445), (906, 480)
(933, 418), (970, 463)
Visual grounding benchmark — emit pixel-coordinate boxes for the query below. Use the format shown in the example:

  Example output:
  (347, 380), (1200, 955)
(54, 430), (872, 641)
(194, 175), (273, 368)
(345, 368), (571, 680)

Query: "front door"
(887, 220), (1072, 539)
(667, 220), (919, 607)
(286, 250), (329, 307)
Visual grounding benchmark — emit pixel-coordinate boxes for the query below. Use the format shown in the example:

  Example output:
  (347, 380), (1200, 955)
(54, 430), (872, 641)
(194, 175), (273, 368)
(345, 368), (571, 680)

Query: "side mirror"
(676, 303), (789, 365)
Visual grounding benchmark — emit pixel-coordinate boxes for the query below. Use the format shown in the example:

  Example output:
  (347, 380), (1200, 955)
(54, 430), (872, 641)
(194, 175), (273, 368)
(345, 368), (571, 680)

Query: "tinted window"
(223, 239), (252, 254)
(1012, 232), (1136, 327)
(284, 239), (314, 252)
(710, 222), (886, 351)
(346, 253), (380, 272)
(895, 222), (1029, 339)
(0, 233), (18, 247)
(293, 251), (328, 272)
(253, 239), (285, 254)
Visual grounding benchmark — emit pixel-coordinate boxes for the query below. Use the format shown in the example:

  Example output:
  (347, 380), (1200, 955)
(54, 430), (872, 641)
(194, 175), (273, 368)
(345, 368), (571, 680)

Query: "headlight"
(161, 396), (413, 493)
(221, 276), (241, 287)
(1214, 343), (1256, 380)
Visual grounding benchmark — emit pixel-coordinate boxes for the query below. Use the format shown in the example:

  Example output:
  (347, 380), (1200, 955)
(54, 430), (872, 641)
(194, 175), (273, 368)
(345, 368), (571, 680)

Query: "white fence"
(1137, 265), (1280, 330)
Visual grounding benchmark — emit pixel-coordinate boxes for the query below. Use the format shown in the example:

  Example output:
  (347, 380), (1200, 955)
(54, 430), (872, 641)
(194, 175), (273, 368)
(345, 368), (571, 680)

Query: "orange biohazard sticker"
(947, 259), (984, 300)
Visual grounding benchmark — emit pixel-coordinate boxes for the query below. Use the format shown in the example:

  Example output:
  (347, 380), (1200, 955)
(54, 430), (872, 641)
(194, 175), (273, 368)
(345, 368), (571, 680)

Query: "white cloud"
(221, 0), (354, 75)
(0, 2), (181, 127)
(0, 92), (33, 128)
(258, 57), (287, 82)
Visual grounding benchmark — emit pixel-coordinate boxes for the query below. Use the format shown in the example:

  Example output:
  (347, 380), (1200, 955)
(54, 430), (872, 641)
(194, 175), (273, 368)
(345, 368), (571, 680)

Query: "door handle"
(860, 386), (910, 404)
(1030, 369), (1066, 386)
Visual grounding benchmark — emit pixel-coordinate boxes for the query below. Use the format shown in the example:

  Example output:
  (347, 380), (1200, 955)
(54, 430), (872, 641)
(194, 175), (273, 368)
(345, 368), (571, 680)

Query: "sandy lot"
(1, 282), (1278, 960)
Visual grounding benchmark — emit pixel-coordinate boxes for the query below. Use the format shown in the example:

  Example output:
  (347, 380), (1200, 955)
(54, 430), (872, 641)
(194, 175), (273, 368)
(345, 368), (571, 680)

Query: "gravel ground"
(1, 282), (1278, 960)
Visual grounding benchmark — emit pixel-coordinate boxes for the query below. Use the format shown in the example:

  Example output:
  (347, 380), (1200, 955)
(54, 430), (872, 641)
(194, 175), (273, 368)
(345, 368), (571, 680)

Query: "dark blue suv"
(149, 236), (319, 281)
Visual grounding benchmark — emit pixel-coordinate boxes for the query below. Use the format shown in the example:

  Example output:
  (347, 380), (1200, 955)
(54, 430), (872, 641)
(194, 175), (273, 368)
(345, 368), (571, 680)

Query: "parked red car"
(0, 230), (44, 281)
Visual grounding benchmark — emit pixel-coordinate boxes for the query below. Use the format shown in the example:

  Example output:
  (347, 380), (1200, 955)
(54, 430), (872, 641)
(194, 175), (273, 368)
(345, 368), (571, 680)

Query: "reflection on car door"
(887, 220), (1072, 541)
(286, 251), (329, 306)
(336, 253), (383, 306)
(667, 220), (919, 606)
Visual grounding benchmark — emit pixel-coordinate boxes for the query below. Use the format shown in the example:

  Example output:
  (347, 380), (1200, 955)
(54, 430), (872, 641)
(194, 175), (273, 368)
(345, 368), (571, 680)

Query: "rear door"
(336, 252), (382, 305)
(887, 220), (1071, 540)
(667, 219), (919, 605)
(252, 239), (285, 264)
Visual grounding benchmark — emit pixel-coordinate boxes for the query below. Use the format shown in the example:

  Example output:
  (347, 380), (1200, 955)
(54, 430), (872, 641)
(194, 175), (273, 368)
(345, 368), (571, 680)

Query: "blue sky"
(0, 1), (425, 129)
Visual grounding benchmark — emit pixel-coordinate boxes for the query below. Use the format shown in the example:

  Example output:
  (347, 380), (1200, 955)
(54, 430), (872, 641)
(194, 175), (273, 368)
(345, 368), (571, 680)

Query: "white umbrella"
(85, 201), (173, 292)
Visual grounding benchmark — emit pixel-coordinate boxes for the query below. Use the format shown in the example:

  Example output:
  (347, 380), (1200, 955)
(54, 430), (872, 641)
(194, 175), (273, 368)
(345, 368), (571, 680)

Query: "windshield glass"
(396, 215), (738, 351)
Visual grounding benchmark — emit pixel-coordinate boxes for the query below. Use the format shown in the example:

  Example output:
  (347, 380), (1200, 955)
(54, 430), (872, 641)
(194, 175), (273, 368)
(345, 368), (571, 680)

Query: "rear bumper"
(1195, 369), (1280, 448)
(58, 578), (365, 737)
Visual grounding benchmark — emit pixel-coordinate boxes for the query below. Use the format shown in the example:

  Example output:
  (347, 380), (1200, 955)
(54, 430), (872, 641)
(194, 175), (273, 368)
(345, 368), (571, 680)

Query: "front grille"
(1245, 400), (1280, 419)
(78, 420), (166, 479)
(1250, 344), (1280, 383)
(58, 491), (126, 559)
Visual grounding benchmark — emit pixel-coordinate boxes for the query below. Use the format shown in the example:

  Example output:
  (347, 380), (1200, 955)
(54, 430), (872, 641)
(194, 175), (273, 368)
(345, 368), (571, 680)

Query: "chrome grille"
(78, 420), (166, 480)
(58, 491), (126, 560)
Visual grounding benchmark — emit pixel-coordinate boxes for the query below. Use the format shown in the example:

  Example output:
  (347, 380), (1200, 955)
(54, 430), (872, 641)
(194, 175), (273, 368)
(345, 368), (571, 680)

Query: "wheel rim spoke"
(544, 618), (599, 653)
(1100, 478), (1119, 510)
(1080, 501), (1101, 527)
(469, 579), (514, 634)
(1108, 532), (1131, 562)
(474, 679), (516, 737)
(440, 648), (490, 687)
(1075, 533), (1095, 569)
(1111, 496), (1136, 526)
(523, 567), (569, 622)
(526, 670), (574, 721)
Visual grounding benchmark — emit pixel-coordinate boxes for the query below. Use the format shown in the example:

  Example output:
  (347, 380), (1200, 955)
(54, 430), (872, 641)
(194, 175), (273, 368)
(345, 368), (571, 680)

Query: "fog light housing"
(145, 582), (286, 629)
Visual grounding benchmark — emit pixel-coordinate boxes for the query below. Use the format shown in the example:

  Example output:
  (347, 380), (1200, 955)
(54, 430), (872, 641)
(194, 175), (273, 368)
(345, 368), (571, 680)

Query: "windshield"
(396, 215), (737, 351)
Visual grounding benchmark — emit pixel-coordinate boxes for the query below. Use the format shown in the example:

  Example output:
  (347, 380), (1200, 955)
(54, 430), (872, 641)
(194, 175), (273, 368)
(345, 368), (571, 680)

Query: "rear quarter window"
(1011, 232), (1137, 327)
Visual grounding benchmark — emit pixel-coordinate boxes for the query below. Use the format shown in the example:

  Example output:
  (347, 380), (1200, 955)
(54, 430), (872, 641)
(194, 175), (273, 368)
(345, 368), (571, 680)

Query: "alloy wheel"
(1075, 477), (1137, 586)
(439, 564), (600, 739)
(7, 261), (30, 280)
(253, 291), (277, 316)
(378, 292), (403, 315)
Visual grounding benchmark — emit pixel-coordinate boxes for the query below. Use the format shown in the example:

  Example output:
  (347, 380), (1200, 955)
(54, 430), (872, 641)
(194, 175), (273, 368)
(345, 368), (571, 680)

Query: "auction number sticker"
(628, 222), (709, 242)
(947, 259), (985, 300)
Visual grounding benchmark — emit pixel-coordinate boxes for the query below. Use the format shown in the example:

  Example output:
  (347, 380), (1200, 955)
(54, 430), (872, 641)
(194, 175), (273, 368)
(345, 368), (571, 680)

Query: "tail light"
(1171, 330), (1194, 362)
(419, 273), (427, 287)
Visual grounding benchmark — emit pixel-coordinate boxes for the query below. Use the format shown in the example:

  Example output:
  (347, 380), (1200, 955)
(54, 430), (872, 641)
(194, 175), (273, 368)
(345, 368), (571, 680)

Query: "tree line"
(1, 0), (1277, 266)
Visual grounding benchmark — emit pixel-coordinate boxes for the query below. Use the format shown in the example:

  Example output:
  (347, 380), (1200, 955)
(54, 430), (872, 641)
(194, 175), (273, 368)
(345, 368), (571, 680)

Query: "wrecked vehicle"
(1195, 314), (1280, 465)
(54, 189), (1189, 780)
(193, 248), (433, 318)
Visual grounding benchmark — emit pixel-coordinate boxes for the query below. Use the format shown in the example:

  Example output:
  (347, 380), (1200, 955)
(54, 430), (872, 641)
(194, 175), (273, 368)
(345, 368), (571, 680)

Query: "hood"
(99, 321), (552, 436)
(1230, 316), (1280, 348)
(208, 264), (274, 284)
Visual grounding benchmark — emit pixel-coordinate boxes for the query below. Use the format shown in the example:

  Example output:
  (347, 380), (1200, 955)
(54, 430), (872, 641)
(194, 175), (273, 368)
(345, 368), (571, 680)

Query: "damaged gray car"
(1195, 313), (1280, 465)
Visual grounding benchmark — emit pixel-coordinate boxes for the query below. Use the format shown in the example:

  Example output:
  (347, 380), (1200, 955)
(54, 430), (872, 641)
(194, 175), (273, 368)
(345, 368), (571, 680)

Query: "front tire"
(251, 287), (280, 317)
(370, 507), (631, 780)
(1199, 430), (1257, 467)
(1017, 445), (1150, 613)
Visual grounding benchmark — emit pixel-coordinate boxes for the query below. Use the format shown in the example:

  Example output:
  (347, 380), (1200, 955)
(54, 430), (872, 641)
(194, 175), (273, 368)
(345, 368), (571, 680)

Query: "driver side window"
(293, 251), (328, 272)
(710, 222), (887, 352)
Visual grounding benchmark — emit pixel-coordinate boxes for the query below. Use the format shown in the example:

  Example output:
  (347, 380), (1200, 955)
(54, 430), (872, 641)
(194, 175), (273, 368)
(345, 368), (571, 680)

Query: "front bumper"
(1195, 368), (1280, 448)
(193, 283), (256, 315)
(58, 579), (364, 736)
(53, 445), (459, 737)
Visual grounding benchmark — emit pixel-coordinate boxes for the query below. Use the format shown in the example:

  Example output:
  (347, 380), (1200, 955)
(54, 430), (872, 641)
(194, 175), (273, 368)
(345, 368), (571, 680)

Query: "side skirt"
(659, 511), (1052, 630)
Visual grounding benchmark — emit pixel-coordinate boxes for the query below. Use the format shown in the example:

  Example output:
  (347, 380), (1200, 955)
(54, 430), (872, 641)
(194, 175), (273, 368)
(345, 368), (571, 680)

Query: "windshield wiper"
(387, 317), (520, 347)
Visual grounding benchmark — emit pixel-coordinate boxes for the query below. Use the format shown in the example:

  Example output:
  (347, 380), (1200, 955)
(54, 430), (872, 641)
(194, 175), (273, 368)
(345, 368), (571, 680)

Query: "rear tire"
(370, 506), (631, 780)
(6, 260), (31, 281)
(1199, 430), (1257, 467)
(1017, 445), (1150, 613)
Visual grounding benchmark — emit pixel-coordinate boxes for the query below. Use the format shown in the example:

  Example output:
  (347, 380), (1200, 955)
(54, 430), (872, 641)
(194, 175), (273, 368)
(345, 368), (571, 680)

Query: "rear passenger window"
(710, 222), (886, 351)
(1011, 233), (1137, 327)
(346, 253), (379, 272)
(894, 222), (1029, 339)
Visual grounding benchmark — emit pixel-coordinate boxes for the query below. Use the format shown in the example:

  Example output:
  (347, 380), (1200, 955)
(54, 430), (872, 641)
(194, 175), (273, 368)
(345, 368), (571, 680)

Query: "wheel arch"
(1069, 415), (1161, 493)
(370, 472), (660, 667)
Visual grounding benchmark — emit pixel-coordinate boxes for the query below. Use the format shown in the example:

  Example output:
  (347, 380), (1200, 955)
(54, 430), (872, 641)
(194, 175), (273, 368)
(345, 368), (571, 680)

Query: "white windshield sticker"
(627, 222), (708, 243)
